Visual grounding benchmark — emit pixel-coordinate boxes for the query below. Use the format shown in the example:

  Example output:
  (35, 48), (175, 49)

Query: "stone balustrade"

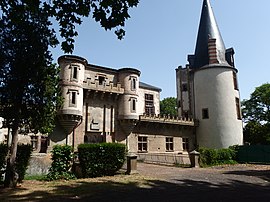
(83, 80), (124, 94)
(139, 113), (198, 126)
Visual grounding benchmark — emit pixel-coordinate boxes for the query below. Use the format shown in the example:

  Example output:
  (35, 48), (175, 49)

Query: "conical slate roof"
(193, 0), (227, 68)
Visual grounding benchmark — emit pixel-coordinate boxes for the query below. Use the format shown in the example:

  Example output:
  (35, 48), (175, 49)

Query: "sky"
(51, 0), (270, 100)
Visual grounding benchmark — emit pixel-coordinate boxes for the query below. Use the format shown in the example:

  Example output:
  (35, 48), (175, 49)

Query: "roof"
(193, 0), (227, 68)
(139, 82), (162, 92)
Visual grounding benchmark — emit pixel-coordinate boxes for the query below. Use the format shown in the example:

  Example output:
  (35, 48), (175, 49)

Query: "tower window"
(166, 137), (174, 152)
(233, 72), (238, 90)
(202, 108), (209, 119)
(130, 98), (136, 113)
(71, 65), (79, 81)
(73, 66), (78, 79)
(69, 90), (78, 107)
(131, 77), (137, 91)
(235, 97), (241, 120)
(71, 92), (76, 105)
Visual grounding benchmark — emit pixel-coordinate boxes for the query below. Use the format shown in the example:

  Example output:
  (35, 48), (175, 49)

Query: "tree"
(242, 83), (270, 144)
(160, 97), (177, 117)
(242, 83), (270, 123)
(0, 0), (139, 188)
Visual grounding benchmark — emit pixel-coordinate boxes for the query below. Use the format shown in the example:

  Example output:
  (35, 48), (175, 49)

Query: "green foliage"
(47, 145), (75, 181)
(0, 144), (8, 183)
(160, 97), (177, 116)
(0, 0), (139, 53)
(243, 121), (270, 145)
(199, 147), (237, 167)
(242, 83), (270, 123)
(78, 143), (126, 178)
(242, 83), (270, 145)
(16, 144), (33, 183)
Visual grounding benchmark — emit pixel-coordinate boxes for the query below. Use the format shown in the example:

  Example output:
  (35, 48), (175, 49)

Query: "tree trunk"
(4, 120), (19, 188)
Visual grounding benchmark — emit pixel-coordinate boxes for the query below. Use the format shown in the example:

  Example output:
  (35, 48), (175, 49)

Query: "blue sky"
(52, 0), (270, 100)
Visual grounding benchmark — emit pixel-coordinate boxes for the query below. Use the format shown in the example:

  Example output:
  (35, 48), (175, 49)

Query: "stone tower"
(177, 0), (243, 148)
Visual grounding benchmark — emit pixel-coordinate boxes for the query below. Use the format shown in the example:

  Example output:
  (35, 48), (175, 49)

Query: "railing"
(83, 80), (124, 94)
(139, 113), (198, 126)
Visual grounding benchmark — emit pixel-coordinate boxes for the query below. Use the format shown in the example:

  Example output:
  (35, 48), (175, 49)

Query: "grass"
(0, 173), (157, 201)
(24, 174), (47, 181)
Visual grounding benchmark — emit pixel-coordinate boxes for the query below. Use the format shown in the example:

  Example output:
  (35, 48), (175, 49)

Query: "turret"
(57, 55), (86, 134)
(118, 68), (141, 120)
(189, 0), (243, 148)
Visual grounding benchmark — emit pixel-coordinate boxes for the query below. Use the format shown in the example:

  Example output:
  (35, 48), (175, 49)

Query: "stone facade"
(50, 55), (196, 157)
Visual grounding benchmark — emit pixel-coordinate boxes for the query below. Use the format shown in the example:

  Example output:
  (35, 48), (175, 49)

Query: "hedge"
(199, 147), (236, 167)
(78, 143), (126, 178)
(47, 145), (75, 180)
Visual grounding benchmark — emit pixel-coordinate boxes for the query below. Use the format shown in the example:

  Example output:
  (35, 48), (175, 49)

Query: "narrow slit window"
(233, 72), (238, 90)
(132, 99), (136, 111)
(202, 108), (209, 119)
(235, 97), (241, 120)
(71, 92), (76, 105)
(73, 66), (78, 79)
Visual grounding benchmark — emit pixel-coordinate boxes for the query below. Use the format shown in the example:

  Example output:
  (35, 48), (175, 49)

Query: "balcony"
(83, 80), (124, 95)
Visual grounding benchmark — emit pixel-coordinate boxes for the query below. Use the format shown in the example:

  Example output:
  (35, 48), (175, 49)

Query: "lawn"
(0, 174), (157, 201)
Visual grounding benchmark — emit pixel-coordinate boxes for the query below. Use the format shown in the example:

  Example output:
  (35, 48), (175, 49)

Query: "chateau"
(0, 0), (243, 163)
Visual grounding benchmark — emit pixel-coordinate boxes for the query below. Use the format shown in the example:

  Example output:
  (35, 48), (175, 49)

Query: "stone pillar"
(189, 150), (200, 168)
(126, 154), (138, 174)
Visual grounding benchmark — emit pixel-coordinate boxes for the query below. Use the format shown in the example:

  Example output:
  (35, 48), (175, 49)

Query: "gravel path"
(136, 163), (270, 202)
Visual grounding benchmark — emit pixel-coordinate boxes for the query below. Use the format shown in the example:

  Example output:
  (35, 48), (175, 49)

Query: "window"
(145, 94), (155, 115)
(131, 77), (137, 91)
(182, 83), (188, 92)
(31, 136), (38, 151)
(138, 136), (147, 152)
(182, 138), (189, 151)
(98, 76), (105, 85)
(235, 97), (241, 120)
(73, 66), (78, 79)
(71, 65), (79, 81)
(130, 98), (136, 113)
(69, 90), (78, 107)
(202, 108), (209, 119)
(166, 137), (174, 152)
(71, 92), (76, 104)
(233, 72), (238, 90)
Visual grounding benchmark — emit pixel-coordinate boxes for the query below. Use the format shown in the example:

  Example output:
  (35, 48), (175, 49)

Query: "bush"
(16, 144), (33, 182)
(46, 145), (75, 180)
(0, 144), (8, 183)
(78, 143), (126, 178)
(199, 147), (237, 167)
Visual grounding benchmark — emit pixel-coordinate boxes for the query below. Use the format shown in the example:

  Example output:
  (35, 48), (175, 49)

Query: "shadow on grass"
(1, 175), (270, 202)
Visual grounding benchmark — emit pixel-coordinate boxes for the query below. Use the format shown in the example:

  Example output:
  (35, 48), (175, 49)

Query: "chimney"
(208, 38), (218, 64)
